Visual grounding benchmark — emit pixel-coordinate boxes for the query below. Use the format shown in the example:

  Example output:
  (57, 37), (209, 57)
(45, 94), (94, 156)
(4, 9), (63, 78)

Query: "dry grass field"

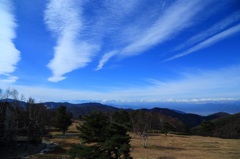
(33, 120), (240, 159)
(130, 134), (240, 159)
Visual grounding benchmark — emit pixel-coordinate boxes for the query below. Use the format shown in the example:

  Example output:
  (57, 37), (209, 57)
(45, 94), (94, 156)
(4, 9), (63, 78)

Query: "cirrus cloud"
(96, 0), (214, 70)
(164, 23), (240, 62)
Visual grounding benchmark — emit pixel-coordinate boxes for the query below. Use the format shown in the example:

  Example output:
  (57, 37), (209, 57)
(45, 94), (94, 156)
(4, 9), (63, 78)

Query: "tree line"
(0, 88), (72, 152)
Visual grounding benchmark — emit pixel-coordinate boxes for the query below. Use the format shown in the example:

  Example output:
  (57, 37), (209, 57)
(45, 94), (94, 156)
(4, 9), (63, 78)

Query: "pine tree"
(112, 111), (132, 130)
(56, 105), (72, 134)
(69, 112), (132, 159)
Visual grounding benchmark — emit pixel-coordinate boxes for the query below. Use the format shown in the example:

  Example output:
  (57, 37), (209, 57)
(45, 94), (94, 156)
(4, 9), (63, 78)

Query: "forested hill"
(192, 113), (240, 138)
(42, 102), (230, 128)
(139, 107), (230, 128)
(44, 102), (120, 117)
(1, 100), (231, 128)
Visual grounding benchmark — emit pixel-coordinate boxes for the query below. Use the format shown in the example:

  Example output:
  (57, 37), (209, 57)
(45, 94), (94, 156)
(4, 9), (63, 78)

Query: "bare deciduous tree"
(130, 110), (152, 148)
(0, 88), (52, 153)
(0, 88), (21, 149)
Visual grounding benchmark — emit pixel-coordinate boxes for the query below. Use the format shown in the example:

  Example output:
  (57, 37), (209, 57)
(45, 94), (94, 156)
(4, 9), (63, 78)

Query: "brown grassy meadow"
(130, 134), (240, 159)
(33, 120), (240, 159)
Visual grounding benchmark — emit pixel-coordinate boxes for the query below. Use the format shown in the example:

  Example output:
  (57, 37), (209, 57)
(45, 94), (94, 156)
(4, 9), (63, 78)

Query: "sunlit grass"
(33, 121), (240, 159)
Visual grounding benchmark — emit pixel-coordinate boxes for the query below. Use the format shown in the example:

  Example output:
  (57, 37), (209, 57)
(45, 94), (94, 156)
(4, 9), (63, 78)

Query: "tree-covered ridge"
(193, 113), (240, 138)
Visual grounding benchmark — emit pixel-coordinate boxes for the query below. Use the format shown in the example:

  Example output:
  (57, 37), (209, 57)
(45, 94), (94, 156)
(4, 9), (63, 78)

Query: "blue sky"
(0, 0), (240, 103)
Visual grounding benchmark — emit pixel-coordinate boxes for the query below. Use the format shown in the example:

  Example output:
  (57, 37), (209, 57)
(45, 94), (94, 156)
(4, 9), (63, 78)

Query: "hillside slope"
(140, 107), (230, 128)
(192, 113), (240, 138)
(44, 102), (120, 117)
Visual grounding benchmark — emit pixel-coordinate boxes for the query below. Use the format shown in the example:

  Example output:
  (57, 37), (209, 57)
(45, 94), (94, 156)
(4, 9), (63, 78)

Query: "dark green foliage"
(192, 113), (240, 138)
(69, 112), (132, 159)
(162, 121), (175, 136)
(200, 121), (215, 136)
(69, 144), (103, 159)
(56, 105), (72, 134)
(77, 111), (110, 143)
(112, 111), (132, 130)
(102, 123), (132, 158)
(184, 124), (191, 135)
(211, 113), (240, 138)
(237, 125), (240, 134)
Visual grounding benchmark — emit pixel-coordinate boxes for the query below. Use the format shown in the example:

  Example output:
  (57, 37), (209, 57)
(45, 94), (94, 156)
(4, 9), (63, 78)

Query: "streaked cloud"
(96, 51), (117, 71)
(44, 0), (99, 82)
(45, 0), (141, 74)
(0, 0), (20, 83)
(164, 23), (240, 62)
(97, 0), (213, 70)
(43, 0), (240, 81)
(120, 0), (209, 57)
(174, 11), (240, 51)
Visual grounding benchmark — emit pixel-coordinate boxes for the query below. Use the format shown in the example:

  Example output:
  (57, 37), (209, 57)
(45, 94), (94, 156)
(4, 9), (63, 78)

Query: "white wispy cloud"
(102, 65), (240, 100)
(44, 0), (99, 82)
(164, 23), (240, 62)
(121, 0), (208, 56)
(97, 0), (212, 70)
(0, 75), (18, 83)
(95, 51), (117, 71)
(44, 0), (239, 76)
(1, 65), (239, 102)
(0, 0), (20, 83)
(174, 11), (240, 51)
(87, 0), (139, 39)
(45, 0), (142, 76)
(91, 0), (142, 70)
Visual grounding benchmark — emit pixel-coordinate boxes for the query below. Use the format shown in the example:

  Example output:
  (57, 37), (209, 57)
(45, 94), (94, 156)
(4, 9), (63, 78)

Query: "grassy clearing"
(34, 120), (240, 159)
(130, 134), (240, 159)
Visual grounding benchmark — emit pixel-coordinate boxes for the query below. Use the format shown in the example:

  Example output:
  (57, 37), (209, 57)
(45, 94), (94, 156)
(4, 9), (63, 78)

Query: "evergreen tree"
(162, 121), (175, 136)
(69, 112), (132, 159)
(200, 121), (215, 136)
(112, 111), (131, 130)
(56, 105), (72, 134)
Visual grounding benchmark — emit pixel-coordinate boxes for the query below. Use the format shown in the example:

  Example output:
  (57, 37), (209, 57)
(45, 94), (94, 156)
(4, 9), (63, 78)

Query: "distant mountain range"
(62, 99), (240, 115)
